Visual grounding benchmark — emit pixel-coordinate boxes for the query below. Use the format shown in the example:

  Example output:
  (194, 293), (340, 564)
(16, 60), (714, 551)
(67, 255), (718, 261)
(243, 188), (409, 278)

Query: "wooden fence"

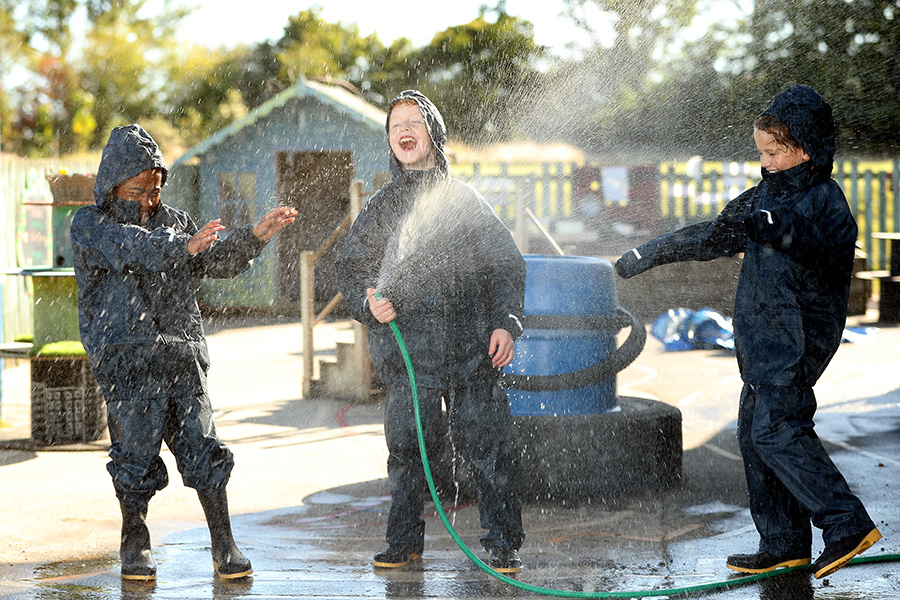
(2, 155), (898, 342)
(659, 158), (900, 271)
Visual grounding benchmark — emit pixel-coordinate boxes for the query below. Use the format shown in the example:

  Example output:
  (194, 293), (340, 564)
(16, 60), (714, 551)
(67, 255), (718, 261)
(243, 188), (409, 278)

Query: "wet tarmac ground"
(8, 492), (899, 600)
(1, 315), (898, 599)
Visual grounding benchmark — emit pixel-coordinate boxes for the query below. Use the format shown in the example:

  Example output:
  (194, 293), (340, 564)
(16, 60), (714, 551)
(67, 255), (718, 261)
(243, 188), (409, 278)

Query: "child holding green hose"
(336, 90), (527, 573)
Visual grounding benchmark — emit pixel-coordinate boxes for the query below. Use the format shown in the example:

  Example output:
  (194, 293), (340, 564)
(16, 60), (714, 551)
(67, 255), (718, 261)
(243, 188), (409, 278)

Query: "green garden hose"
(381, 311), (897, 597)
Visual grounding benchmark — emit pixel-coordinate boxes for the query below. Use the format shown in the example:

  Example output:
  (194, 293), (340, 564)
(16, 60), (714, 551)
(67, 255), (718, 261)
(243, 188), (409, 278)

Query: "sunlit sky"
(168, 0), (597, 56)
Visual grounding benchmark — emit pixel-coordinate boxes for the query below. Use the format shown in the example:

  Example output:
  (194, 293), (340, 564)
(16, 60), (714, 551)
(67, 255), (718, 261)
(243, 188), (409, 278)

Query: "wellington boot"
(373, 544), (423, 568)
(489, 547), (524, 573)
(198, 490), (253, 579)
(119, 502), (156, 581)
(726, 550), (810, 574)
(813, 527), (882, 579)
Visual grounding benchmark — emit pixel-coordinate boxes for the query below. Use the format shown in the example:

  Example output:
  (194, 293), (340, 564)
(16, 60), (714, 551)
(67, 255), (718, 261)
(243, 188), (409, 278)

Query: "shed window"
(217, 172), (257, 229)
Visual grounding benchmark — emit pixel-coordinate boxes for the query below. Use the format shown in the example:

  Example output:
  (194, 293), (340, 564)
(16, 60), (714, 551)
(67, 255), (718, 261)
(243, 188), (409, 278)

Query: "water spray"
(374, 291), (899, 597)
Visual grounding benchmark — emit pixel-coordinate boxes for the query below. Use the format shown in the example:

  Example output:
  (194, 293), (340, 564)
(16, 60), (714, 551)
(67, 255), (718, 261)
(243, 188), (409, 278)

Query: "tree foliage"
(396, 8), (545, 144)
(524, 0), (703, 156)
(167, 6), (415, 147)
(729, 0), (900, 154)
(2, 0), (899, 157)
(2, 0), (191, 155)
(542, 0), (900, 158)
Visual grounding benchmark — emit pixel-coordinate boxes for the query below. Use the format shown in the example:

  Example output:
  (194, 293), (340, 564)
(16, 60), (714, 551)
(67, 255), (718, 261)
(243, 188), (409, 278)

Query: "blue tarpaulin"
(651, 307), (878, 352)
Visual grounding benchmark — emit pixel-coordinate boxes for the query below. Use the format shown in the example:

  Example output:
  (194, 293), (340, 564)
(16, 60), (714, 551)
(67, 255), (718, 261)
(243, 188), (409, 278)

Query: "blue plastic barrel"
(504, 255), (619, 416)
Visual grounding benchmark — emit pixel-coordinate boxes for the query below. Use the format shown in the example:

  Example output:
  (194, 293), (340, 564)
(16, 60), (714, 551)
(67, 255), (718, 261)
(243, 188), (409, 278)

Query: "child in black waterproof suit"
(615, 85), (881, 579)
(72, 124), (296, 581)
(335, 90), (527, 572)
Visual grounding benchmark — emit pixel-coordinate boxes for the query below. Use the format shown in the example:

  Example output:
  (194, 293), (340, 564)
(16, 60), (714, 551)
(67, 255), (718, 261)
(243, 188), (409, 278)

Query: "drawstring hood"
(386, 90), (449, 187)
(95, 124), (168, 224)
(761, 85), (836, 177)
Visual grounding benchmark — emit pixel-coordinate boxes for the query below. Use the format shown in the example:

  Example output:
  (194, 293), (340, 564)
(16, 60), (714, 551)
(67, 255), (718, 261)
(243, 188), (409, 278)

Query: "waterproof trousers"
(383, 381), (525, 551)
(106, 394), (234, 509)
(737, 383), (875, 557)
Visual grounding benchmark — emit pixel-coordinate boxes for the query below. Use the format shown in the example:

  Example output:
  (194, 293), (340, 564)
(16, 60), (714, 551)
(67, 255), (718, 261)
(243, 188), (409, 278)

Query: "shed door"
(275, 150), (354, 304)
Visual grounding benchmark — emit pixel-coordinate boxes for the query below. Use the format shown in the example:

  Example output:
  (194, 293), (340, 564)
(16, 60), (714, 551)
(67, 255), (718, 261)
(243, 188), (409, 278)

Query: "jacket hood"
(761, 85), (835, 168)
(94, 124), (168, 209)
(386, 90), (449, 182)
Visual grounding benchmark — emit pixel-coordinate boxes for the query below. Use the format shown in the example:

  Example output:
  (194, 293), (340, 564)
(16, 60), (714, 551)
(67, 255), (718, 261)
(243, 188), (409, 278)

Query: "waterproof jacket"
(335, 91), (526, 388)
(616, 86), (857, 386)
(72, 124), (267, 401)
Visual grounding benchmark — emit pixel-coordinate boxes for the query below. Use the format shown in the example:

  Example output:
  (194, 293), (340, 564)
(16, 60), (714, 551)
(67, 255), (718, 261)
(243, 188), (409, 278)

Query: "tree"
(276, 7), (379, 84)
(0, 2), (30, 75)
(168, 6), (408, 146)
(517, 0), (702, 156)
(725, 0), (900, 154)
(79, 0), (191, 149)
(573, 0), (900, 157)
(399, 6), (546, 145)
(273, 6), (425, 110)
(541, 0), (899, 158)
(1, 0), (192, 155)
(353, 37), (418, 107)
(166, 44), (260, 147)
(1, 0), (82, 154)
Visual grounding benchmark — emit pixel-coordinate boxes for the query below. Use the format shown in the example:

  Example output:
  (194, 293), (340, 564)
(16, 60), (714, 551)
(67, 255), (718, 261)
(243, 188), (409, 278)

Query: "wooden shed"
(169, 78), (388, 310)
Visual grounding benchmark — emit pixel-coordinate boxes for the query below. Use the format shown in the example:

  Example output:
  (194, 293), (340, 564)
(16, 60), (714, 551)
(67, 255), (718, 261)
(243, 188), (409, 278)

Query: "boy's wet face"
(754, 128), (810, 174)
(389, 102), (435, 170)
(116, 169), (162, 221)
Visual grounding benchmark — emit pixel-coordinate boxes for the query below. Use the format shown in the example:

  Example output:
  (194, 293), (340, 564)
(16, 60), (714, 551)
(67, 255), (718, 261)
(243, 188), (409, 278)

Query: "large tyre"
(513, 396), (682, 502)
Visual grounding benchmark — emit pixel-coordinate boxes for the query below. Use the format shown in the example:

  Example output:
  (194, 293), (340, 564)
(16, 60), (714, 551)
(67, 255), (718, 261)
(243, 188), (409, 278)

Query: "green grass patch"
(31, 341), (86, 357)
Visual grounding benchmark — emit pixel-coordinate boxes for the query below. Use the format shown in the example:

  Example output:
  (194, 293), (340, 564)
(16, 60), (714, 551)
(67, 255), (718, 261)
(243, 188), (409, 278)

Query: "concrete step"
(313, 338), (380, 402)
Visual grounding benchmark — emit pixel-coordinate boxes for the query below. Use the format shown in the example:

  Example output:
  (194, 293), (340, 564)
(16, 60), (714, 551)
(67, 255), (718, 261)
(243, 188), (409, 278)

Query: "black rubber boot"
(119, 501), (156, 581)
(372, 544), (423, 568)
(813, 527), (881, 579)
(489, 547), (524, 573)
(726, 550), (810, 574)
(197, 490), (252, 579)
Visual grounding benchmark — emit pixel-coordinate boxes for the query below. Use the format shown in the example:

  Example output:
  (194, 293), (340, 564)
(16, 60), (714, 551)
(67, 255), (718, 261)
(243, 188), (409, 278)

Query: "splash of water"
(375, 181), (481, 300)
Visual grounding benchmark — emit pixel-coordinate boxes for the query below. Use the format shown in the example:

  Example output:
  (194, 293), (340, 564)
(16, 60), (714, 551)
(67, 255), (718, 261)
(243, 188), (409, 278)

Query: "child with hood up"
(335, 90), (527, 572)
(615, 85), (880, 579)
(71, 124), (296, 581)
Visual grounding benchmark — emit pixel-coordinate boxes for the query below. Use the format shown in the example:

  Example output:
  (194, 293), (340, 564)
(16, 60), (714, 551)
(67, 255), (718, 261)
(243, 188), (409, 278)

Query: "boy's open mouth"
(399, 136), (416, 150)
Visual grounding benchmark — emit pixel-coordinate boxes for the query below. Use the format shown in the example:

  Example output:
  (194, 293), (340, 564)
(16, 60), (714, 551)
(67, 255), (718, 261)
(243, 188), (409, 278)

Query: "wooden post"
(300, 250), (315, 398)
(894, 159), (900, 233)
(541, 162), (551, 217)
(347, 181), (373, 400)
(514, 177), (531, 254)
(350, 180), (364, 215)
(297, 180), (374, 401)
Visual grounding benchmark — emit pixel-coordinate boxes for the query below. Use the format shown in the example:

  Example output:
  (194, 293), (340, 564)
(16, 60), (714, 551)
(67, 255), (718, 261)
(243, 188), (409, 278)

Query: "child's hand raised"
(253, 206), (298, 241)
(188, 219), (225, 255)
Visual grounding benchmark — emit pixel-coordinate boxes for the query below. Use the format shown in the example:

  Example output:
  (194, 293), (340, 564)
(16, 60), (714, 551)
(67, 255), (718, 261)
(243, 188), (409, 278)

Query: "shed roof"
(173, 78), (387, 167)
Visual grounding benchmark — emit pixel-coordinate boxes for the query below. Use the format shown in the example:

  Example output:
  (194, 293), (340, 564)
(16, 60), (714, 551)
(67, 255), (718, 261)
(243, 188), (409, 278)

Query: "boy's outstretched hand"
(188, 219), (225, 255)
(253, 206), (299, 241)
(489, 328), (514, 368)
